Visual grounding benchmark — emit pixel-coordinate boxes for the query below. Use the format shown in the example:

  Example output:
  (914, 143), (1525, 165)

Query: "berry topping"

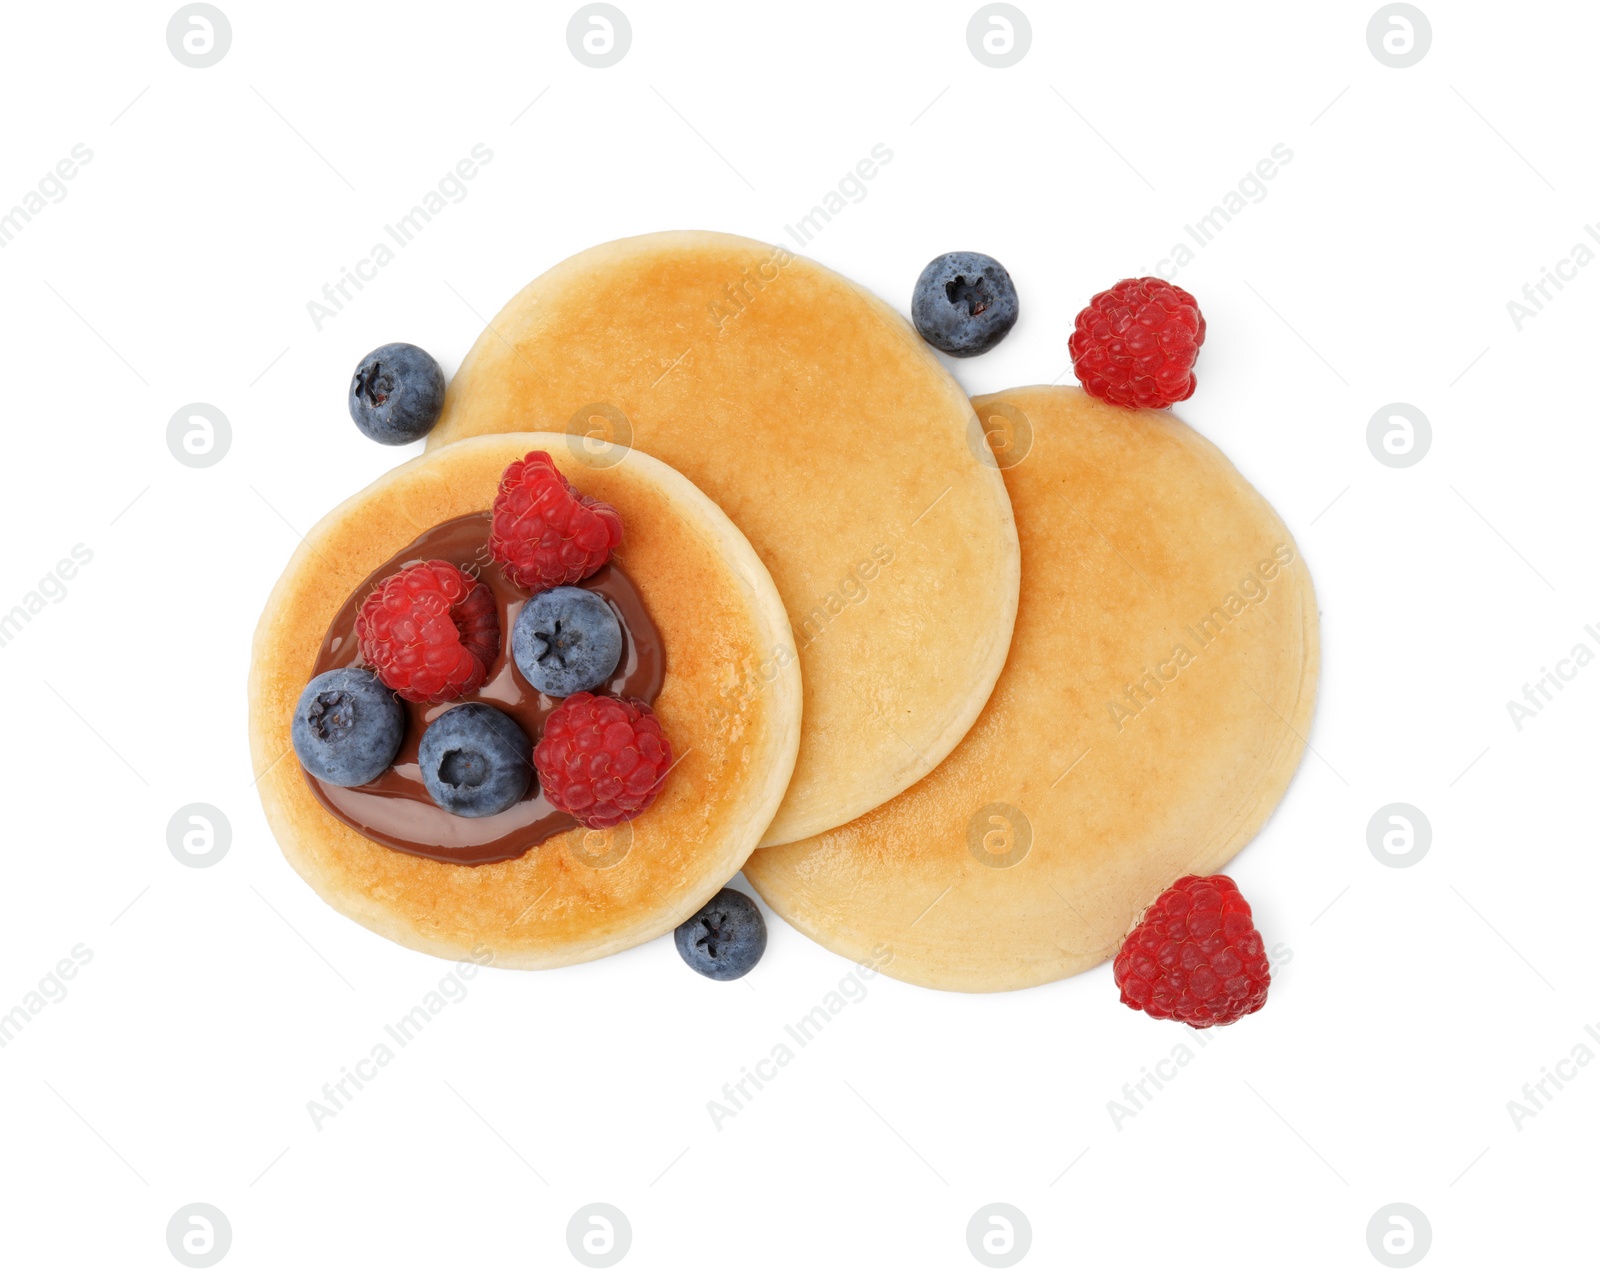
(911, 251), (1020, 357)
(1113, 875), (1270, 1027)
(511, 586), (623, 698)
(1069, 277), (1206, 410)
(355, 560), (499, 704)
(534, 692), (672, 828)
(348, 343), (446, 445)
(417, 703), (532, 818)
(291, 667), (405, 787)
(489, 451), (622, 590)
(675, 888), (767, 980)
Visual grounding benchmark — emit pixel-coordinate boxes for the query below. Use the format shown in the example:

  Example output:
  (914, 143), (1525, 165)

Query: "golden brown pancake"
(426, 230), (1020, 846)
(249, 434), (801, 968)
(743, 387), (1319, 992)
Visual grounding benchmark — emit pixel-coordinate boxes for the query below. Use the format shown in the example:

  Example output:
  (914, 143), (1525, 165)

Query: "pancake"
(248, 434), (802, 969)
(743, 387), (1319, 992)
(426, 230), (1020, 846)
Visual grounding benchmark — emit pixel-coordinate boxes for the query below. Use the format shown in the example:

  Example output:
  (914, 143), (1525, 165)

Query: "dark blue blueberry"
(512, 586), (623, 698)
(348, 342), (446, 445)
(910, 251), (1019, 357)
(675, 888), (767, 981)
(291, 667), (405, 787)
(418, 703), (532, 818)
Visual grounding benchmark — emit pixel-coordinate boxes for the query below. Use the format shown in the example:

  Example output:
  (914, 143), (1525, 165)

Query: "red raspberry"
(535, 692), (673, 829)
(1069, 277), (1206, 410)
(489, 451), (622, 590)
(1113, 875), (1270, 1027)
(355, 560), (499, 704)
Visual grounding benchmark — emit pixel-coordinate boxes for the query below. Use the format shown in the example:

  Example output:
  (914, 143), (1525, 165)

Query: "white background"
(1, 1), (1595, 1268)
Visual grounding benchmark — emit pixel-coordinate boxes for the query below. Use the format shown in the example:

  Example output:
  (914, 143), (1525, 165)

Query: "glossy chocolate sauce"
(303, 511), (664, 865)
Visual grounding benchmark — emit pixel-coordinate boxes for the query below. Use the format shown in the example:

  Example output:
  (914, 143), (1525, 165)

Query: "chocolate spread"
(302, 511), (664, 865)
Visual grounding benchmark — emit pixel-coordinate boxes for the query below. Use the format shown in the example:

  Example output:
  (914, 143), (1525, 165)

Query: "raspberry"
(355, 560), (499, 704)
(1069, 277), (1206, 410)
(489, 451), (622, 590)
(534, 692), (673, 829)
(1113, 875), (1270, 1027)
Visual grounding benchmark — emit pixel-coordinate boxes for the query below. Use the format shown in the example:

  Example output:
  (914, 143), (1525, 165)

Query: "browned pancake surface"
(743, 388), (1319, 991)
(249, 435), (801, 968)
(426, 231), (1020, 845)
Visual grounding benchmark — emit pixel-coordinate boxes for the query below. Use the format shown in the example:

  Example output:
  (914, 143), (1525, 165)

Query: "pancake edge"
(247, 433), (803, 969)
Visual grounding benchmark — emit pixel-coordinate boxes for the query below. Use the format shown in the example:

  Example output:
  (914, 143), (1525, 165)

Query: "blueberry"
(512, 586), (623, 698)
(348, 342), (446, 445)
(675, 888), (767, 980)
(418, 703), (532, 817)
(291, 668), (405, 787)
(910, 251), (1019, 357)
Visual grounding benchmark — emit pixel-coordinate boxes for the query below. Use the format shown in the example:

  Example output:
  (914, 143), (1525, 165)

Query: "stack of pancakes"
(250, 231), (1318, 990)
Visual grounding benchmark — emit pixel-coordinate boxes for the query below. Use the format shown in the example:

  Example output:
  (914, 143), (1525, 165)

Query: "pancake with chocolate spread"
(249, 434), (802, 969)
